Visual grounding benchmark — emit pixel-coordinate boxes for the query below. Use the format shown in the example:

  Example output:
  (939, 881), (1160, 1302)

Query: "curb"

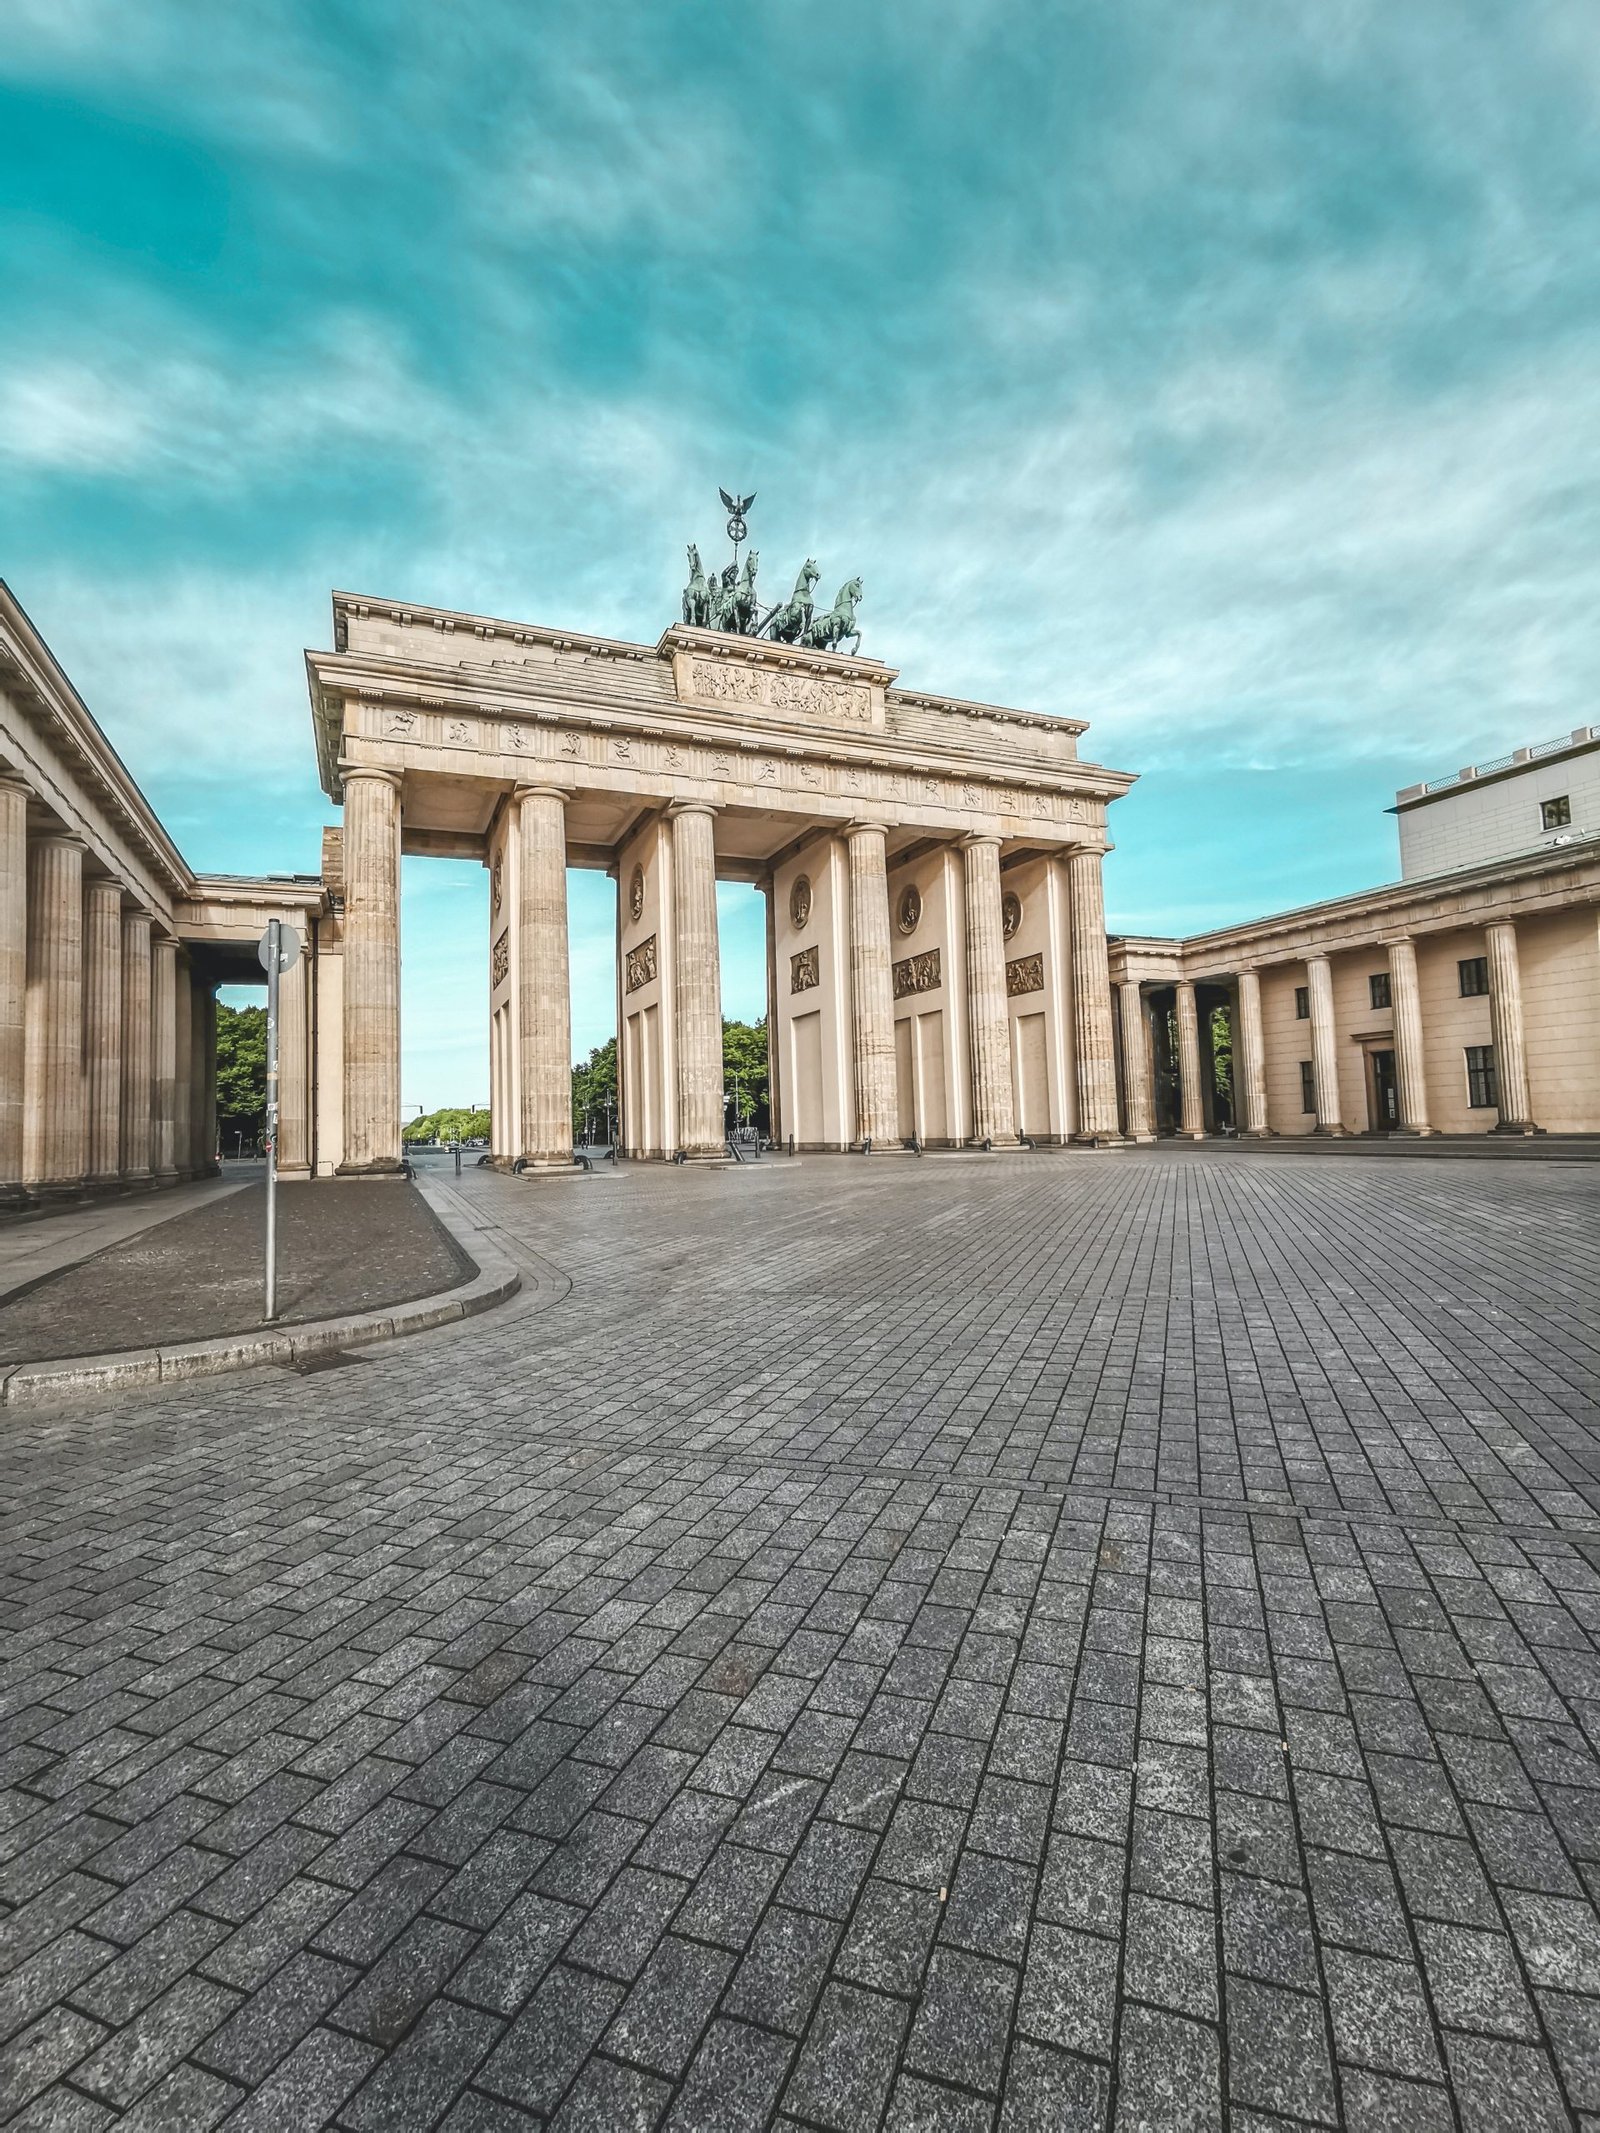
(0, 1191), (521, 1409)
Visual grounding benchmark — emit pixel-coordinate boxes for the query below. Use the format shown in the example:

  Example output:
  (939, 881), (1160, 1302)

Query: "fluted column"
(961, 836), (1017, 1146)
(190, 978), (215, 1173)
(1067, 847), (1121, 1142)
(151, 934), (179, 1182)
(1118, 982), (1155, 1141)
(23, 832), (86, 1196)
(339, 767), (403, 1174)
(671, 803), (724, 1158)
(1306, 953), (1343, 1133)
(1387, 937), (1433, 1135)
(1174, 981), (1207, 1138)
(197, 984), (218, 1173)
(119, 909), (153, 1182)
(1486, 921), (1536, 1133)
(516, 784), (573, 1167)
(83, 880), (123, 1188)
(172, 958), (192, 1178)
(0, 778), (28, 1204)
(277, 941), (310, 1176)
(1236, 970), (1269, 1136)
(848, 824), (899, 1147)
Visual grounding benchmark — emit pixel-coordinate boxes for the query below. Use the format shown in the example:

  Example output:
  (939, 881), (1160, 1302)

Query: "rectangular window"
(1465, 1045), (1498, 1109)
(1458, 955), (1489, 997)
(1541, 794), (1571, 830)
(1294, 985), (1310, 1020)
(1369, 973), (1391, 1010)
(1300, 1060), (1316, 1114)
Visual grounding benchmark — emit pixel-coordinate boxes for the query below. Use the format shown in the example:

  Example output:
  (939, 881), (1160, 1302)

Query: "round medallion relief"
(790, 874), (812, 930)
(1001, 890), (1023, 941)
(896, 884), (921, 935)
(629, 863), (645, 923)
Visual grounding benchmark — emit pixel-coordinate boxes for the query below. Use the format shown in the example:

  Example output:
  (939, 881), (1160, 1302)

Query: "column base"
(677, 1146), (732, 1163)
(335, 1160), (407, 1179)
(1391, 1126), (1438, 1139)
(1493, 1120), (1541, 1136)
(515, 1156), (584, 1176)
(277, 1164), (312, 1182)
(23, 1178), (87, 1205)
(1071, 1132), (1127, 1148)
(1242, 1127), (1272, 1139)
(1312, 1125), (1347, 1137)
(0, 1184), (40, 1212)
(1174, 1129), (1207, 1141)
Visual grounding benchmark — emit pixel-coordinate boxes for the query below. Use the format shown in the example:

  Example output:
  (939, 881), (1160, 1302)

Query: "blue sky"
(4, 2), (1598, 1107)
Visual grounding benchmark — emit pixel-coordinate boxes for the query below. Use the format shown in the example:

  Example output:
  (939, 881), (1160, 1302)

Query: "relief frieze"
(791, 945), (820, 993)
(682, 656), (874, 726)
(893, 947), (942, 998)
(625, 934), (658, 993)
(491, 929), (509, 987)
(1006, 953), (1044, 997)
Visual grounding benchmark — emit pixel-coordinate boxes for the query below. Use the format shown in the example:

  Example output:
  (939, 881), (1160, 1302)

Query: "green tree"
(215, 1003), (267, 1145)
(722, 1018), (769, 1130)
(403, 1107), (490, 1143)
(570, 1038), (618, 1137)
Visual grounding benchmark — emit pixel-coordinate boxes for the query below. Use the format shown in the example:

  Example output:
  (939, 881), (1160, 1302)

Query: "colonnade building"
(3, 572), (1598, 1205)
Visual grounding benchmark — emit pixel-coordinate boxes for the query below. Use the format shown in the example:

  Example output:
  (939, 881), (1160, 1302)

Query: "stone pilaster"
(172, 956), (192, 1178)
(83, 879), (123, 1188)
(1175, 980), (1207, 1138)
(277, 942), (310, 1177)
(848, 823), (899, 1147)
(23, 832), (86, 1197)
(1067, 847), (1121, 1142)
(151, 934), (179, 1182)
(1306, 953), (1344, 1134)
(516, 784), (574, 1167)
(339, 767), (403, 1174)
(119, 909), (153, 1182)
(671, 803), (724, 1158)
(0, 778), (29, 1204)
(1118, 981), (1156, 1141)
(1486, 920), (1536, 1133)
(1387, 937), (1433, 1135)
(961, 836), (1017, 1147)
(1236, 970), (1269, 1136)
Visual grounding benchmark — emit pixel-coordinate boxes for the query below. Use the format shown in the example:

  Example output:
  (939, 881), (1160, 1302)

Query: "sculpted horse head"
(795, 558), (821, 600)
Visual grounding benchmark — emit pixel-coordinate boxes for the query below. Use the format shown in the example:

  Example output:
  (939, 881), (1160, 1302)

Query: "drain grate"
(279, 1348), (367, 1375)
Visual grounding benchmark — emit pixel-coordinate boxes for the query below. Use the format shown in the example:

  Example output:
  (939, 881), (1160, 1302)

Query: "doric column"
(516, 784), (573, 1167)
(0, 777), (29, 1204)
(23, 832), (86, 1196)
(1486, 921), (1536, 1133)
(83, 879), (123, 1188)
(1387, 937), (1433, 1135)
(1236, 970), (1269, 1136)
(277, 940), (310, 1176)
(1067, 847), (1121, 1142)
(172, 958), (192, 1178)
(339, 767), (403, 1174)
(671, 803), (724, 1158)
(849, 823), (899, 1147)
(1306, 953), (1344, 1133)
(119, 909), (153, 1182)
(198, 984), (218, 1173)
(961, 836), (1017, 1147)
(1117, 981), (1155, 1141)
(190, 977), (215, 1173)
(151, 934), (179, 1182)
(1174, 981), (1207, 1138)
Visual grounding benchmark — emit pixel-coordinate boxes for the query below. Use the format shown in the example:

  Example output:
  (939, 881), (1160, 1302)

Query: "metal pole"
(264, 917), (280, 1322)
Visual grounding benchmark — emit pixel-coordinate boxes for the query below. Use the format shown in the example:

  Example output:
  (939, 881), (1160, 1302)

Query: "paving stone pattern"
(2, 1148), (1599, 2130)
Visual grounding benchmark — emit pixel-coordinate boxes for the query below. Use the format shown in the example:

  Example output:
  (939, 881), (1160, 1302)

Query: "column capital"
(0, 772), (32, 799)
(667, 799), (719, 821)
(959, 830), (1003, 850)
(1304, 948), (1332, 968)
(340, 764), (403, 792)
(845, 819), (891, 841)
(512, 781), (571, 806)
(34, 829), (87, 853)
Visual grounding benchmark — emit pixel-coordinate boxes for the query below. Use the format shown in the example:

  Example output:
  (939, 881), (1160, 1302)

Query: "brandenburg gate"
(305, 586), (1137, 1171)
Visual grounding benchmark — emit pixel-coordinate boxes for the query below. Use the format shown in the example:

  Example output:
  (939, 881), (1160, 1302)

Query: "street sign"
(257, 923), (302, 974)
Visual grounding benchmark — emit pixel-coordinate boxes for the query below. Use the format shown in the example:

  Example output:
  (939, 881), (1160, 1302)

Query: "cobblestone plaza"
(4, 1150), (1600, 2130)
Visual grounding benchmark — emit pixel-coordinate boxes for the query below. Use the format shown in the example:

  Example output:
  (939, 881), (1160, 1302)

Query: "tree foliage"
(721, 1018), (769, 1129)
(403, 1107), (491, 1143)
(215, 1003), (266, 1142)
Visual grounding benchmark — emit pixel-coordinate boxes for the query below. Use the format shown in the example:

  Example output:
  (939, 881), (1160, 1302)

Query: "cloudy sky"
(4, 2), (1597, 1107)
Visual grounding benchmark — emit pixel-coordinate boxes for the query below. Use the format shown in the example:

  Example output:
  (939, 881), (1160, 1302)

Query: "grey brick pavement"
(2, 1148), (1599, 2130)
